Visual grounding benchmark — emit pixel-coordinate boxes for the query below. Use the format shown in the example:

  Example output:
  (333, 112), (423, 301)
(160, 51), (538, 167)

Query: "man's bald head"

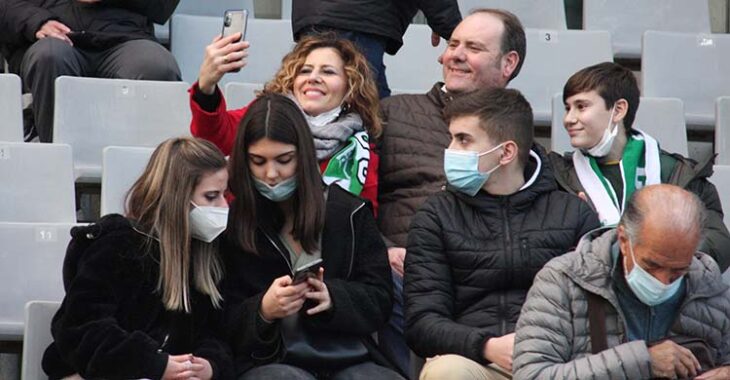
(621, 184), (705, 248)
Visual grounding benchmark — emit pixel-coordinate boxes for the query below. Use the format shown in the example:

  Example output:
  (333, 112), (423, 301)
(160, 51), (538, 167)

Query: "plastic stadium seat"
(224, 82), (263, 110)
(642, 31), (730, 129)
(550, 94), (689, 156)
(0, 74), (23, 142)
(171, 15), (294, 87)
(711, 165), (730, 233)
(0, 223), (77, 340)
(583, 0), (710, 59)
(100, 146), (154, 217)
(52, 77), (191, 181)
(509, 29), (613, 126)
(0, 142), (75, 223)
(383, 24), (444, 93)
(155, 0), (256, 44)
(714, 97), (730, 165)
(282, 0), (292, 19)
(457, 0), (567, 29)
(21, 301), (61, 380)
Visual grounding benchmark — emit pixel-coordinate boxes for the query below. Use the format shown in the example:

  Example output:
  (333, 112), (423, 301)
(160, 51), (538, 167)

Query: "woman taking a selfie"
(42, 137), (233, 380)
(189, 33), (382, 212)
(221, 93), (402, 380)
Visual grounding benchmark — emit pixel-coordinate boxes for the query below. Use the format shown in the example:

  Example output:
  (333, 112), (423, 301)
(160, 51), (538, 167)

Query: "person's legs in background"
(20, 38), (90, 142)
(94, 39), (181, 81)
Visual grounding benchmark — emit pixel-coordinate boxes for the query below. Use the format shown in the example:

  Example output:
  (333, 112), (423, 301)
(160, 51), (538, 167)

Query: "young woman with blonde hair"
(42, 137), (234, 380)
(189, 33), (382, 213)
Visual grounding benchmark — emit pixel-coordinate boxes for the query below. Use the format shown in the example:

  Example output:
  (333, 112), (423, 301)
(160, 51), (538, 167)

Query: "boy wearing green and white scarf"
(548, 62), (730, 272)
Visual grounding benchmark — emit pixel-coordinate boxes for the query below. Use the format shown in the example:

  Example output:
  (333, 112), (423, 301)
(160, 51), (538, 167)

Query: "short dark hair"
(563, 62), (640, 131)
(471, 8), (527, 82)
(228, 93), (325, 255)
(444, 88), (534, 165)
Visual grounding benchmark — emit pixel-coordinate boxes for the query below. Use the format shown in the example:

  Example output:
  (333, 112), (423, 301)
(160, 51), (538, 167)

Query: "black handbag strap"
(587, 291), (608, 354)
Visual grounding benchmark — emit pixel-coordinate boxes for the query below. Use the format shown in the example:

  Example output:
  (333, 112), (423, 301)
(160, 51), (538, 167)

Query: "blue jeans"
(378, 271), (410, 377)
(300, 27), (391, 99)
(239, 362), (405, 380)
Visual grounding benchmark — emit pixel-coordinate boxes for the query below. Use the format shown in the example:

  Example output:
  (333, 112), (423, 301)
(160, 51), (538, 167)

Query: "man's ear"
(499, 140), (519, 165)
(501, 51), (520, 81)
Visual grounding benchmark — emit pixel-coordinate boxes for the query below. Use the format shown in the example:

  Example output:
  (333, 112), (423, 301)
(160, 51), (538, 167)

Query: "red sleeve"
(361, 144), (379, 217)
(188, 82), (248, 156)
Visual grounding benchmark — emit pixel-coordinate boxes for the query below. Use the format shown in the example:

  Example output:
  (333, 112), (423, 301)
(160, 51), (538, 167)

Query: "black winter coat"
(42, 214), (234, 380)
(292, 0), (461, 55)
(1, 0), (178, 60)
(221, 185), (394, 376)
(404, 148), (601, 364)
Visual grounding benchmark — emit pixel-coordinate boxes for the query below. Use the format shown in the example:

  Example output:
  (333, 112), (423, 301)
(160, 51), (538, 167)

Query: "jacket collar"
(449, 144), (557, 211)
(564, 229), (729, 300)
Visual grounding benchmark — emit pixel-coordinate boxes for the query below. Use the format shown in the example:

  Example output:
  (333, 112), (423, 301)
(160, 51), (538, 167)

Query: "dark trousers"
(18, 38), (180, 142)
(378, 271), (410, 377)
(239, 362), (405, 380)
(300, 27), (391, 99)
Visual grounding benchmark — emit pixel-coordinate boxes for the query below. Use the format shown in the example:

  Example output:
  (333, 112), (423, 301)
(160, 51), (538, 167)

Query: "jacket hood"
(558, 228), (729, 300)
(450, 143), (557, 212)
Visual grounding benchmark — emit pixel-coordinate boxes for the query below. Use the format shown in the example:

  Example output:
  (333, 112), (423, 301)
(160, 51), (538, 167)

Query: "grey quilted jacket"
(513, 228), (730, 380)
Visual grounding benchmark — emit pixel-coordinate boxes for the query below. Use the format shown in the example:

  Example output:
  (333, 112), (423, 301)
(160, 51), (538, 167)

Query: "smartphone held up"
(221, 9), (248, 72)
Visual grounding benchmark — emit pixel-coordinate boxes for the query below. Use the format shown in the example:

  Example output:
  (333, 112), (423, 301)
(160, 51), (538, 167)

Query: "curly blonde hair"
(263, 33), (382, 138)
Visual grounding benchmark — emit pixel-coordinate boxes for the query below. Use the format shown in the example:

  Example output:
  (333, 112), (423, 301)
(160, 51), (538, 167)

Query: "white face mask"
(585, 104), (618, 157)
(189, 202), (228, 243)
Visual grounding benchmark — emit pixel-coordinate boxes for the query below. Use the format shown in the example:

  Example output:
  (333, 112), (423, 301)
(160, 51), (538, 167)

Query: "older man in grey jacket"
(513, 184), (730, 380)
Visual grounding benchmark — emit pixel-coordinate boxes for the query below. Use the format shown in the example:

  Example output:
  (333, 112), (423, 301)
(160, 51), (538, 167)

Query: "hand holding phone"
(221, 9), (248, 72)
(292, 259), (323, 285)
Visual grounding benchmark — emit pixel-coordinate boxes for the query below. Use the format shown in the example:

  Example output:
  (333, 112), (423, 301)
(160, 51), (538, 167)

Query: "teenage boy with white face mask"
(549, 62), (730, 272)
(404, 88), (600, 380)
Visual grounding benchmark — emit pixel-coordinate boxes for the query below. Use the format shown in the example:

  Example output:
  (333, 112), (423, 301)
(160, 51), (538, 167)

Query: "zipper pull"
(157, 333), (170, 353)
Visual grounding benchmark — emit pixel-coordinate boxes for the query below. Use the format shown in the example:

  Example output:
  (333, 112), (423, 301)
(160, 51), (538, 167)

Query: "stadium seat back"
(100, 146), (155, 216)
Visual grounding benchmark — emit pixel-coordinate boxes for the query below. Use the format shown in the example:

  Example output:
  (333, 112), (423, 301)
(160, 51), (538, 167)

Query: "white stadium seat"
(0, 223), (77, 340)
(583, 0), (710, 59)
(383, 24), (444, 93)
(551, 94), (689, 157)
(509, 29), (613, 126)
(21, 301), (61, 380)
(100, 146), (155, 217)
(0, 142), (75, 223)
(224, 82), (264, 110)
(457, 0), (567, 29)
(0, 74), (23, 142)
(52, 76), (191, 181)
(714, 97), (730, 165)
(171, 15), (294, 88)
(642, 31), (730, 129)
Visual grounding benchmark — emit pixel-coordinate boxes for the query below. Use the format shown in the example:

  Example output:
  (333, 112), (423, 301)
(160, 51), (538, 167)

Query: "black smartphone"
(292, 258), (323, 285)
(221, 9), (248, 72)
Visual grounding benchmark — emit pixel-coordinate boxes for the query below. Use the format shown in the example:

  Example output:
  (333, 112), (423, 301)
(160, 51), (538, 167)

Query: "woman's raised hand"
(260, 275), (310, 320)
(197, 33), (250, 95)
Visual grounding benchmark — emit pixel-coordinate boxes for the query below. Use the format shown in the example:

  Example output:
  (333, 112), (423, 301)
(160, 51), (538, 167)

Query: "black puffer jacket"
(42, 214), (234, 380)
(404, 149), (601, 364)
(292, 0), (461, 55)
(1, 0), (178, 58)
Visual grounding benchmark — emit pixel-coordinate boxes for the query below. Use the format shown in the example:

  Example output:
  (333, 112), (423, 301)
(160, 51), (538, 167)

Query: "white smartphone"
(221, 9), (248, 72)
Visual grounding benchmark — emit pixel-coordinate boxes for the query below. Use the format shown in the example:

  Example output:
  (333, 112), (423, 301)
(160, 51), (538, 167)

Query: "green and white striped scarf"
(573, 129), (661, 226)
(321, 131), (370, 195)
